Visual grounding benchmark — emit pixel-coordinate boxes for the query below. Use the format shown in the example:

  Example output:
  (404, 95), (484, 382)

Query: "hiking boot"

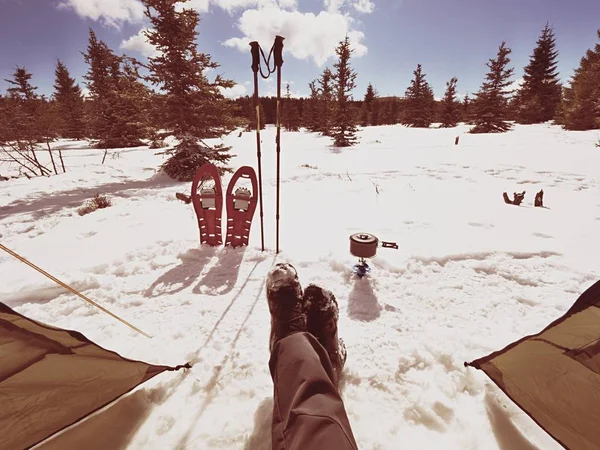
(303, 284), (347, 388)
(266, 263), (307, 352)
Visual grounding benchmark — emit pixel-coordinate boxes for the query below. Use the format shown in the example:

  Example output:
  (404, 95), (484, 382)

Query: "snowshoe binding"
(225, 166), (258, 248)
(191, 163), (223, 246)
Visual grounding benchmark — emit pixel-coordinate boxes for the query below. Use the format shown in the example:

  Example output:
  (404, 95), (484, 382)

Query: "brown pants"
(269, 332), (359, 450)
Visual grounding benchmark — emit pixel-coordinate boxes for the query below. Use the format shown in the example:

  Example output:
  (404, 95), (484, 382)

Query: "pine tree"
(83, 29), (125, 147)
(84, 32), (149, 148)
(142, 0), (237, 180)
(561, 30), (600, 130)
(371, 99), (380, 125)
(113, 58), (153, 146)
(383, 98), (401, 125)
(360, 82), (377, 126)
(403, 64), (435, 127)
(282, 84), (300, 131)
(304, 81), (321, 132)
(462, 93), (474, 124)
(5, 66), (40, 142)
(3, 68), (53, 176)
(53, 60), (86, 139)
(440, 77), (459, 127)
(331, 36), (359, 147)
(317, 68), (335, 136)
(0, 94), (11, 143)
(515, 23), (562, 124)
(470, 42), (515, 133)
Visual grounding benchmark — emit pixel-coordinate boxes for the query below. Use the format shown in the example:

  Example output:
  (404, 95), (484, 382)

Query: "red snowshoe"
(191, 163), (223, 246)
(225, 166), (258, 248)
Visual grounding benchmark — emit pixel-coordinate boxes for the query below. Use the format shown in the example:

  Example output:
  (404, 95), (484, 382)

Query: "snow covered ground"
(1, 123), (599, 450)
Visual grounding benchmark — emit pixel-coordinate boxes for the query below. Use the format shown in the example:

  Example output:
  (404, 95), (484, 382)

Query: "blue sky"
(1, 0), (599, 100)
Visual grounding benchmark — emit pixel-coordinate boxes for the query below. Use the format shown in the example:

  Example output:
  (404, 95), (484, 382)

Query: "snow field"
(1, 123), (599, 449)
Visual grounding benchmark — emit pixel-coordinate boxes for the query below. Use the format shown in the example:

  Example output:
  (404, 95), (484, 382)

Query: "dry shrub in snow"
(149, 136), (166, 149)
(77, 193), (112, 216)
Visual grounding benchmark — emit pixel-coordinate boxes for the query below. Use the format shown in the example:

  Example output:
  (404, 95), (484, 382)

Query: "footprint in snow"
(403, 404), (448, 432)
(468, 222), (494, 229)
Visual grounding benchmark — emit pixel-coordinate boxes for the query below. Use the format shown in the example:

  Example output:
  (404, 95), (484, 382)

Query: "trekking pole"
(250, 41), (265, 252)
(273, 36), (284, 254)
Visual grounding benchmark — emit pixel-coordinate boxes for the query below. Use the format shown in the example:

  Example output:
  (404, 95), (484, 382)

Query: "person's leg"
(270, 332), (358, 450)
(266, 263), (358, 450)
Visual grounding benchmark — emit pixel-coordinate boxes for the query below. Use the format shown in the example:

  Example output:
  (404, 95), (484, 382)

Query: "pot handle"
(381, 241), (399, 249)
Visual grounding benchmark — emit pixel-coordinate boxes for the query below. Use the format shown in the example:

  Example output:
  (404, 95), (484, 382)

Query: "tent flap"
(0, 302), (189, 450)
(466, 280), (600, 450)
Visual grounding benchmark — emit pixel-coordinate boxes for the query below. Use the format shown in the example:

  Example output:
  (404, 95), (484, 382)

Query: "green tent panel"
(466, 280), (600, 450)
(0, 302), (188, 450)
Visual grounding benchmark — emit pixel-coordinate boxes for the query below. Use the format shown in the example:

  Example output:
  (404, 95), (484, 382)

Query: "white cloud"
(57, 0), (145, 27)
(185, 0), (297, 14)
(324, 0), (374, 13)
(220, 83), (248, 98)
(63, 0), (369, 69)
(120, 28), (159, 57)
(324, 0), (344, 13)
(352, 0), (374, 13)
(223, 7), (367, 67)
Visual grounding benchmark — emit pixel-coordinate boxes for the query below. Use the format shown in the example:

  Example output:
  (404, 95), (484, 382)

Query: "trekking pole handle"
(381, 241), (399, 249)
(250, 41), (260, 73)
(274, 35), (284, 68)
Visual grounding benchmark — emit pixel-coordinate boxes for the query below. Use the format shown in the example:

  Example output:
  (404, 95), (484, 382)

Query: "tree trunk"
(46, 140), (58, 175)
(58, 149), (66, 172)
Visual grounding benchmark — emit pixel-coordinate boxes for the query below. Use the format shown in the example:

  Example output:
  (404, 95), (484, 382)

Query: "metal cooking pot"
(349, 232), (398, 259)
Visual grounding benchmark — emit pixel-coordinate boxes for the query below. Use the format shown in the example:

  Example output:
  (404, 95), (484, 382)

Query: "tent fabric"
(466, 279), (600, 450)
(0, 302), (187, 450)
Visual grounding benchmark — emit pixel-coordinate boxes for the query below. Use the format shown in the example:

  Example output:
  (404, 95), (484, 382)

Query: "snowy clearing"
(1, 123), (599, 450)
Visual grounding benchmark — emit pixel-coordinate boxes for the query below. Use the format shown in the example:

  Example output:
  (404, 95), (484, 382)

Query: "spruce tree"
(515, 23), (562, 124)
(403, 64), (435, 127)
(470, 41), (515, 133)
(371, 99), (380, 125)
(331, 36), (359, 147)
(317, 68), (335, 135)
(114, 58), (153, 146)
(83, 30), (126, 148)
(53, 60), (86, 139)
(383, 98), (401, 125)
(440, 77), (459, 127)
(282, 84), (300, 131)
(5, 66), (40, 142)
(561, 30), (600, 130)
(4, 68), (51, 175)
(301, 80), (319, 133)
(142, 0), (236, 180)
(304, 81), (321, 132)
(0, 95), (11, 143)
(360, 82), (377, 126)
(462, 93), (474, 124)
